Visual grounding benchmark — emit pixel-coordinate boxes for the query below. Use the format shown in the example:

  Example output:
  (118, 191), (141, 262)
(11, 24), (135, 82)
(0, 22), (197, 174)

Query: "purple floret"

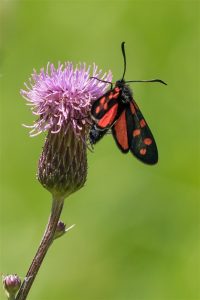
(21, 62), (112, 138)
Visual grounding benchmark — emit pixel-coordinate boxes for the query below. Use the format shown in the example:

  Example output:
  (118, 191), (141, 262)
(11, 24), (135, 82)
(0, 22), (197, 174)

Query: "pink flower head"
(21, 62), (112, 138)
(3, 274), (21, 297)
(20, 62), (112, 198)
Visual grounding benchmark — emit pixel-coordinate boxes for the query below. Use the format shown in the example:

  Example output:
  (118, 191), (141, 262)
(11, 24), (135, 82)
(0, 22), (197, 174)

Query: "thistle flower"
(21, 62), (112, 198)
(16, 61), (112, 300)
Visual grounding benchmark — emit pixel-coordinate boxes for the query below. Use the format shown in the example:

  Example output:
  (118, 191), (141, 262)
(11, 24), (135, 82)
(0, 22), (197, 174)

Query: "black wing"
(129, 100), (158, 165)
(91, 87), (123, 129)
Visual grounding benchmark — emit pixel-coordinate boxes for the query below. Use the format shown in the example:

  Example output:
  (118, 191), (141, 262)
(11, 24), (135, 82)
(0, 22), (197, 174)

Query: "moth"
(90, 42), (166, 165)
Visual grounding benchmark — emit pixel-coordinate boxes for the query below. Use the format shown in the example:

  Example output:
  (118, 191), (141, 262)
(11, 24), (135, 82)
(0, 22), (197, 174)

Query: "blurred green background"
(1, 0), (199, 299)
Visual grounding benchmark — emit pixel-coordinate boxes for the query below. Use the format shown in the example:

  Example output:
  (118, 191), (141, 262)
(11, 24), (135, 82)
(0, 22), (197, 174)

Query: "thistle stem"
(15, 196), (64, 300)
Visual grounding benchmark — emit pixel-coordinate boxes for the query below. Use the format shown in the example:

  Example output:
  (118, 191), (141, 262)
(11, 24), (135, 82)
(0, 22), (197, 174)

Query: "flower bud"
(3, 274), (21, 298)
(38, 128), (87, 199)
(54, 220), (66, 239)
(54, 221), (75, 240)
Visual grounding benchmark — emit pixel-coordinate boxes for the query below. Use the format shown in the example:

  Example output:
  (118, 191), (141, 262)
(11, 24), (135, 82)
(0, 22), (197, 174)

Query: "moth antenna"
(121, 42), (127, 81)
(126, 79), (167, 85)
(90, 77), (113, 89)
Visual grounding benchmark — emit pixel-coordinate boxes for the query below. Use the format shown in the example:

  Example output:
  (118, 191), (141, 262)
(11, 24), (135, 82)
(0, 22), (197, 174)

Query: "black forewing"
(91, 88), (123, 129)
(129, 100), (158, 165)
(91, 90), (117, 120)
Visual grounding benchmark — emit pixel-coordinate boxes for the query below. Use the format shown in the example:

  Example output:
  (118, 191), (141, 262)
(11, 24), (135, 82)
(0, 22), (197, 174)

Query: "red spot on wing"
(140, 119), (146, 128)
(144, 138), (152, 145)
(95, 106), (100, 114)
(112, 92), (119, 99)
(115, 87), (120, 92)
(103, 103), (108, 110)
(140, 148), (147, 155)
(133, 129), (141, 137)
(97, 103), (118, 128)
(109, 92), (113, 99)
(130, 102), (136, 114)
(100, 97), (106, 105)
(114, 110), (129, 151)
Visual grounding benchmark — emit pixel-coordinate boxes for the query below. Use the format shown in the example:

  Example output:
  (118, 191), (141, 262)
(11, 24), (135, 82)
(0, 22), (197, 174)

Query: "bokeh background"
(1, 0), (199, 299)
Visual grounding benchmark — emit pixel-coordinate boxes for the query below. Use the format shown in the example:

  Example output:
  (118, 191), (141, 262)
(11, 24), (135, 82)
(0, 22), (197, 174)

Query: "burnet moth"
(90, 42), (166, 165)
(89, 124), (108, 145)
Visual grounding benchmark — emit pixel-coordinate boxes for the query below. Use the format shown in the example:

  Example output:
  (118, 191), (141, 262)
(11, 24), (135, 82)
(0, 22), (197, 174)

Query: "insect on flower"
(90, 42), (167, 165)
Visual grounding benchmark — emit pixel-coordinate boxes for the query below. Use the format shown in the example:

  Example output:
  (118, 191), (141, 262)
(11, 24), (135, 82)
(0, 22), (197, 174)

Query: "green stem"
(15, 196), (64, 300)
